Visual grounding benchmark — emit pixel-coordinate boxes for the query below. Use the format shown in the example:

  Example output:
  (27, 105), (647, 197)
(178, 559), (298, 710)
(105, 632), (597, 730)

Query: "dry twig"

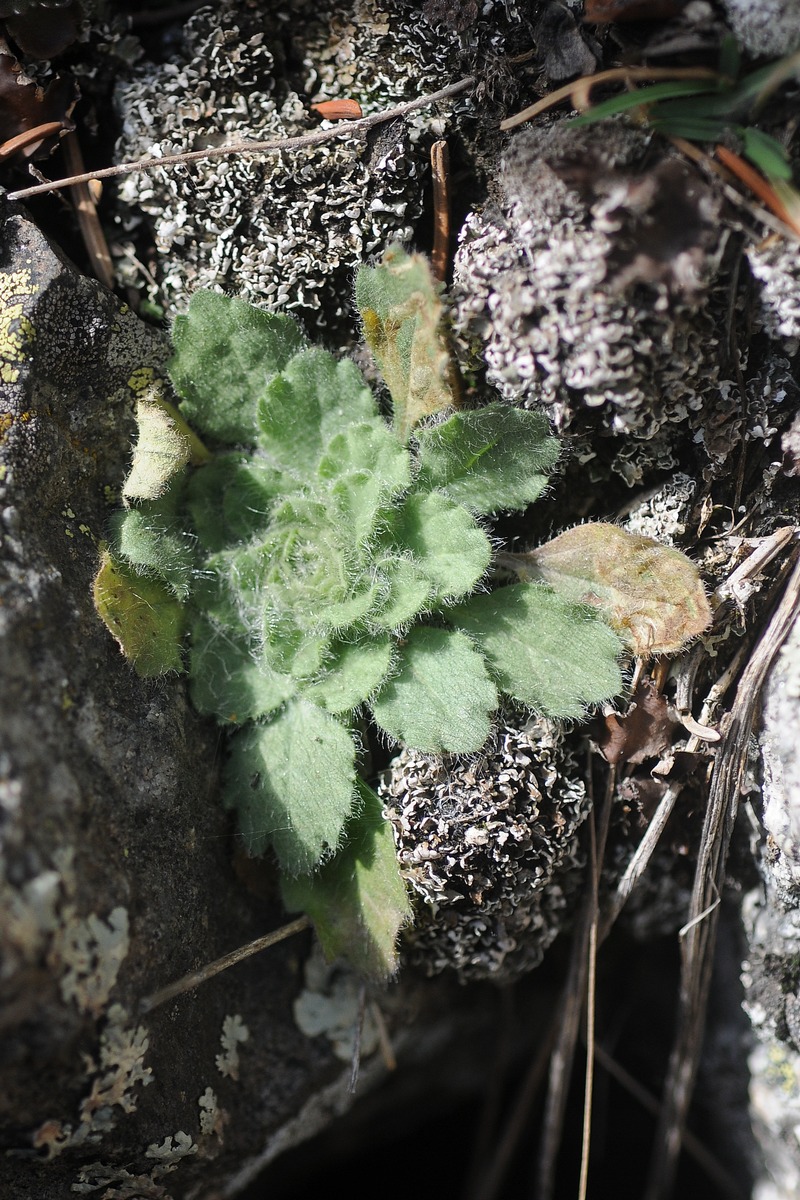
(7, 77), (476, 203)
(140, 915), (311, 1013)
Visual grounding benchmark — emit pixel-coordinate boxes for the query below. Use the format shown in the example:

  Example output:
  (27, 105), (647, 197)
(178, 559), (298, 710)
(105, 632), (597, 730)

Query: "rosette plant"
(95, 248), (638, 974)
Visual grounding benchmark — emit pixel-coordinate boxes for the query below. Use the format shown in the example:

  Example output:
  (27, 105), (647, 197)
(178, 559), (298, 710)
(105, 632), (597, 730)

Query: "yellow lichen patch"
(0, 269), (37, 385)
(0, 409), (33, 444)
(128, 366), (157, 394)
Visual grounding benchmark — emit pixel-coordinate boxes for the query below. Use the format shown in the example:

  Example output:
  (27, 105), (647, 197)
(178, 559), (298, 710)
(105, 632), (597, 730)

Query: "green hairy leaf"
(281, 780), (411, 979)
(171, 290), (306, 444)
(415, 405), (560, 515)
(451, 584), (623, 719)
(94, 284), (654, 976)
(370, 626), (497, 753)
(225, 699), (357, 874)
(395, 491), (492, 603)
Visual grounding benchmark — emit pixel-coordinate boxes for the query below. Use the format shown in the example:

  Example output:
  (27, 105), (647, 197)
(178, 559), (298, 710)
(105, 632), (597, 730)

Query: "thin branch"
(7, 76), (476, 202)
(139, 915), (311, 1013)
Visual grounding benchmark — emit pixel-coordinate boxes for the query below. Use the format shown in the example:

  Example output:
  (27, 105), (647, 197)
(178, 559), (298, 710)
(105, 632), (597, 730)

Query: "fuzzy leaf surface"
(415, 405), (559, 514)
(395, 491), (491, 602)
(370, 626), (496, 753)
(367, 556), (432, 630)
(186, 452), (291, 551)
(355, 245), (456, 440)
(189, 615), (295, 723)
(93, 548), (184, 677)
(224, 698), (357, 873)
(123, 392), (209, 502)
(317, 420), (411, 494)
(282, 780), (411, 980)
(170, 291), (306, 445)
(304, 635), (394, 713)
(503, 523), (712, 656)
(110, 478), (196, 599)
(257, 349), (378, 478)
(450, 583), (622, 718)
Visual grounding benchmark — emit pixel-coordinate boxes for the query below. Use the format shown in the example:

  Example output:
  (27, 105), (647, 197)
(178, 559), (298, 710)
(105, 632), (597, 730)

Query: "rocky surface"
(3, 1), (800, 1198)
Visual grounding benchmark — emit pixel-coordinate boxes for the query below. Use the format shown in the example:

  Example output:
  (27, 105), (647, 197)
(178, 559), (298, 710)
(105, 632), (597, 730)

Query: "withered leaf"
(596, 679), (680, 765)
(503, 522), (711, 657)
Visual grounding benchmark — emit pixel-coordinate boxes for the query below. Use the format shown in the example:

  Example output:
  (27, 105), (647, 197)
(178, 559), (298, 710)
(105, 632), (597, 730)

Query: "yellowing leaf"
(93, 547), (184, 676)
(355, 245), (457, 441)
(123, 385), (210, 502)
(501, 522), (711, 657)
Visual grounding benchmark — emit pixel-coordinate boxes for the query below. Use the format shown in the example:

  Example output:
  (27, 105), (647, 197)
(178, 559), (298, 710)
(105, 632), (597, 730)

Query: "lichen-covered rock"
(452, 119), (743, 485)
(748, 238), (800, 350)
(379, 718), (589, 982)
(108, 0), (469, 339)
(0, 200), (353, 1198)
(720, 0), (800, 57)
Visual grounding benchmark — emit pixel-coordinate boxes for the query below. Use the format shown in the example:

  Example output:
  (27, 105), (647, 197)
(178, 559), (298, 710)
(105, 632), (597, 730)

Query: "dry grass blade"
(592, 1044), (749, 1200)
(578, 805), (600, 1200)
(644, 549), (800, 1200)
(139, 915), (311, 1013)
(715, 144), (800, 236)
(430, 139), (450, 283)
(61, 131), (115, 289)
(499, 66), (718, 130)
(535, 767), (615, 1200)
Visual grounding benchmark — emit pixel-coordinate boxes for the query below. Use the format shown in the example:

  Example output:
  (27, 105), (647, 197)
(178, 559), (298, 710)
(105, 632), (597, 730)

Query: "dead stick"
(8, 77), (476, 202)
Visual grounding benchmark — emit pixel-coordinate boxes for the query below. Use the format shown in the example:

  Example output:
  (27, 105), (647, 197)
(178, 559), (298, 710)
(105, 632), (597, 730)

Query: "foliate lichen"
(720, 0), (800, 57)
(451, 120), (735, 484)
(216, 1013), (250, 1081)
(110, 0), (468, 334)
(379, 718), (590, 982)
(293, 941), (380, 1062)
(747, 237), (800, 349)
(33, 1004), (153, 1158)
(52, 906), (130, 1018)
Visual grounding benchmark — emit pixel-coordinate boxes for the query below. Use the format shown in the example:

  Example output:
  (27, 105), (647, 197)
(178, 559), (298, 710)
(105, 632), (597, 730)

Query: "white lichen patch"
(145, 1131), (198, 1169)
(72, 1162), (169, 1197)
(215, 1013), (250, 1081)
(747, 237), (800, 350)
(109, 0), (467, 334)
(379, 718), (589, 981)
(53, 907), (130, 1017)
(198, 1086), (228, 1142)
(34, 1004), (153, 1158)
(452, 120), (738, 484)
(293, 942), (379, 1062)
